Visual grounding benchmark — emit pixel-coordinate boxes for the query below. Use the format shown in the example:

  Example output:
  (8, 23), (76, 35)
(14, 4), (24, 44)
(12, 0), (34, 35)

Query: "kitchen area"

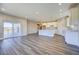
(37, 4), (79, 47)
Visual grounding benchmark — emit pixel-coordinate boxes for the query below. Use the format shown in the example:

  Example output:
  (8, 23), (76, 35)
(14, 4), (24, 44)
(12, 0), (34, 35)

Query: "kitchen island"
(39, 30), (56, 37)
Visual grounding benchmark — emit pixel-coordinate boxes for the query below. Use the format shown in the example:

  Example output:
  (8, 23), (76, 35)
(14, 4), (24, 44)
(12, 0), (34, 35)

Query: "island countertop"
(38, 30), (57, 37)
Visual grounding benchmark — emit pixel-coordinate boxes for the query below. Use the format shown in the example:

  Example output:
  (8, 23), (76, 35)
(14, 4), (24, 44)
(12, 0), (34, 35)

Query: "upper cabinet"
(69, 4), (79, 30)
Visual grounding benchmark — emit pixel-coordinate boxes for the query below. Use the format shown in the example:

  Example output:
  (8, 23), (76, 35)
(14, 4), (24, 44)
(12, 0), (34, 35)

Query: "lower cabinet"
(65, 30), (79, 47)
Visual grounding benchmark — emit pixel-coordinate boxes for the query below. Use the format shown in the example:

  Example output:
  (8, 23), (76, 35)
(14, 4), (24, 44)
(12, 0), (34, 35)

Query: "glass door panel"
(4, 22), (21, 38)
(13, 23), (21, 37)
(4, 22), (13, 38)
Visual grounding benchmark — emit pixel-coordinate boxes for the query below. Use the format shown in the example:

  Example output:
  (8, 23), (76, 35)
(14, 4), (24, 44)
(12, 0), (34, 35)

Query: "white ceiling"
(0, 3), (71, 22)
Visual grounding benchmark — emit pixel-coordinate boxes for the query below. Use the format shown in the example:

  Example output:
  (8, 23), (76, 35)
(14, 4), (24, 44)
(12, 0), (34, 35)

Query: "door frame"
(3, 21), (21, 39)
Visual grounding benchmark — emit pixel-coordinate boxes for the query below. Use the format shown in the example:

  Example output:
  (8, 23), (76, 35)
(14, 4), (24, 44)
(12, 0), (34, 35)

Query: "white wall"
(19, 19), (27, 36)
(70, 5), (79, 30)
(0, 14), (27, 39)
(27, 20), (37, 34)
(0, 15), (3, 39)
(57, 18), (66, 36)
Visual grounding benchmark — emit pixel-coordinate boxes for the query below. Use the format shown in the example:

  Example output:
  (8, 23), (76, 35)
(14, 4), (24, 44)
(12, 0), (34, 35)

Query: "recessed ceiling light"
(25, 16), (28, 18)
(1, 8), (6, 11)
(60, 13), (62, 17)
(59, 9), (62, 12)
(58, 3), (62, 5)
(35, 11), (39, 15)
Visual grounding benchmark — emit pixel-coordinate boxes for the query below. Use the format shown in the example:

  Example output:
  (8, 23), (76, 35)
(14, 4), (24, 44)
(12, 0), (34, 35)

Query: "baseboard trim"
(0, 38), (4, 40)
(0, 35), (27, 40)
(67, 44), (79, 49)
(65, 42), (79, 49)
(55, 33), (64, 37)
(27, 33), (37, 35)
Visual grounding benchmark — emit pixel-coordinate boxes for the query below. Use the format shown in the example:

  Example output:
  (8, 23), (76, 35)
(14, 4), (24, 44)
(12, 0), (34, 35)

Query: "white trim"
(0, 35), (27, 40)
(0, 38), (4, 40)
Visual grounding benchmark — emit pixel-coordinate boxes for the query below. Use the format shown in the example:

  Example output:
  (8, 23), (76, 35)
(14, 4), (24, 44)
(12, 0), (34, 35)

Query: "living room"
(0, 3), (79, 55)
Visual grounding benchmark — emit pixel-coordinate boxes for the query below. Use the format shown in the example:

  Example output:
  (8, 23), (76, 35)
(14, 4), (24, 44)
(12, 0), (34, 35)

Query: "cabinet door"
(65, 30), (79, 47)
(70, 7), (79, 26)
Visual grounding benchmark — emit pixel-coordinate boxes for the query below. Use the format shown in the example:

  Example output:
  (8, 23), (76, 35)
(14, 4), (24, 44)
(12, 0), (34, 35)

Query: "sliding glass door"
(4, 22), (21, 38)
(14, 23), (21, 37)
(4, 22), (13, 38)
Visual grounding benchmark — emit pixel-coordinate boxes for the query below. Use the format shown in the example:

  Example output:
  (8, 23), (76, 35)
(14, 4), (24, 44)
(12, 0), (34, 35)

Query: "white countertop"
(39, 30), (56, 37)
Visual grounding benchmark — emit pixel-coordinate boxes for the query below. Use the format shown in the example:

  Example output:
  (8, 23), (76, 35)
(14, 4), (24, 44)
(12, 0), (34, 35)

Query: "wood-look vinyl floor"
(0, 34), (79, 55)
